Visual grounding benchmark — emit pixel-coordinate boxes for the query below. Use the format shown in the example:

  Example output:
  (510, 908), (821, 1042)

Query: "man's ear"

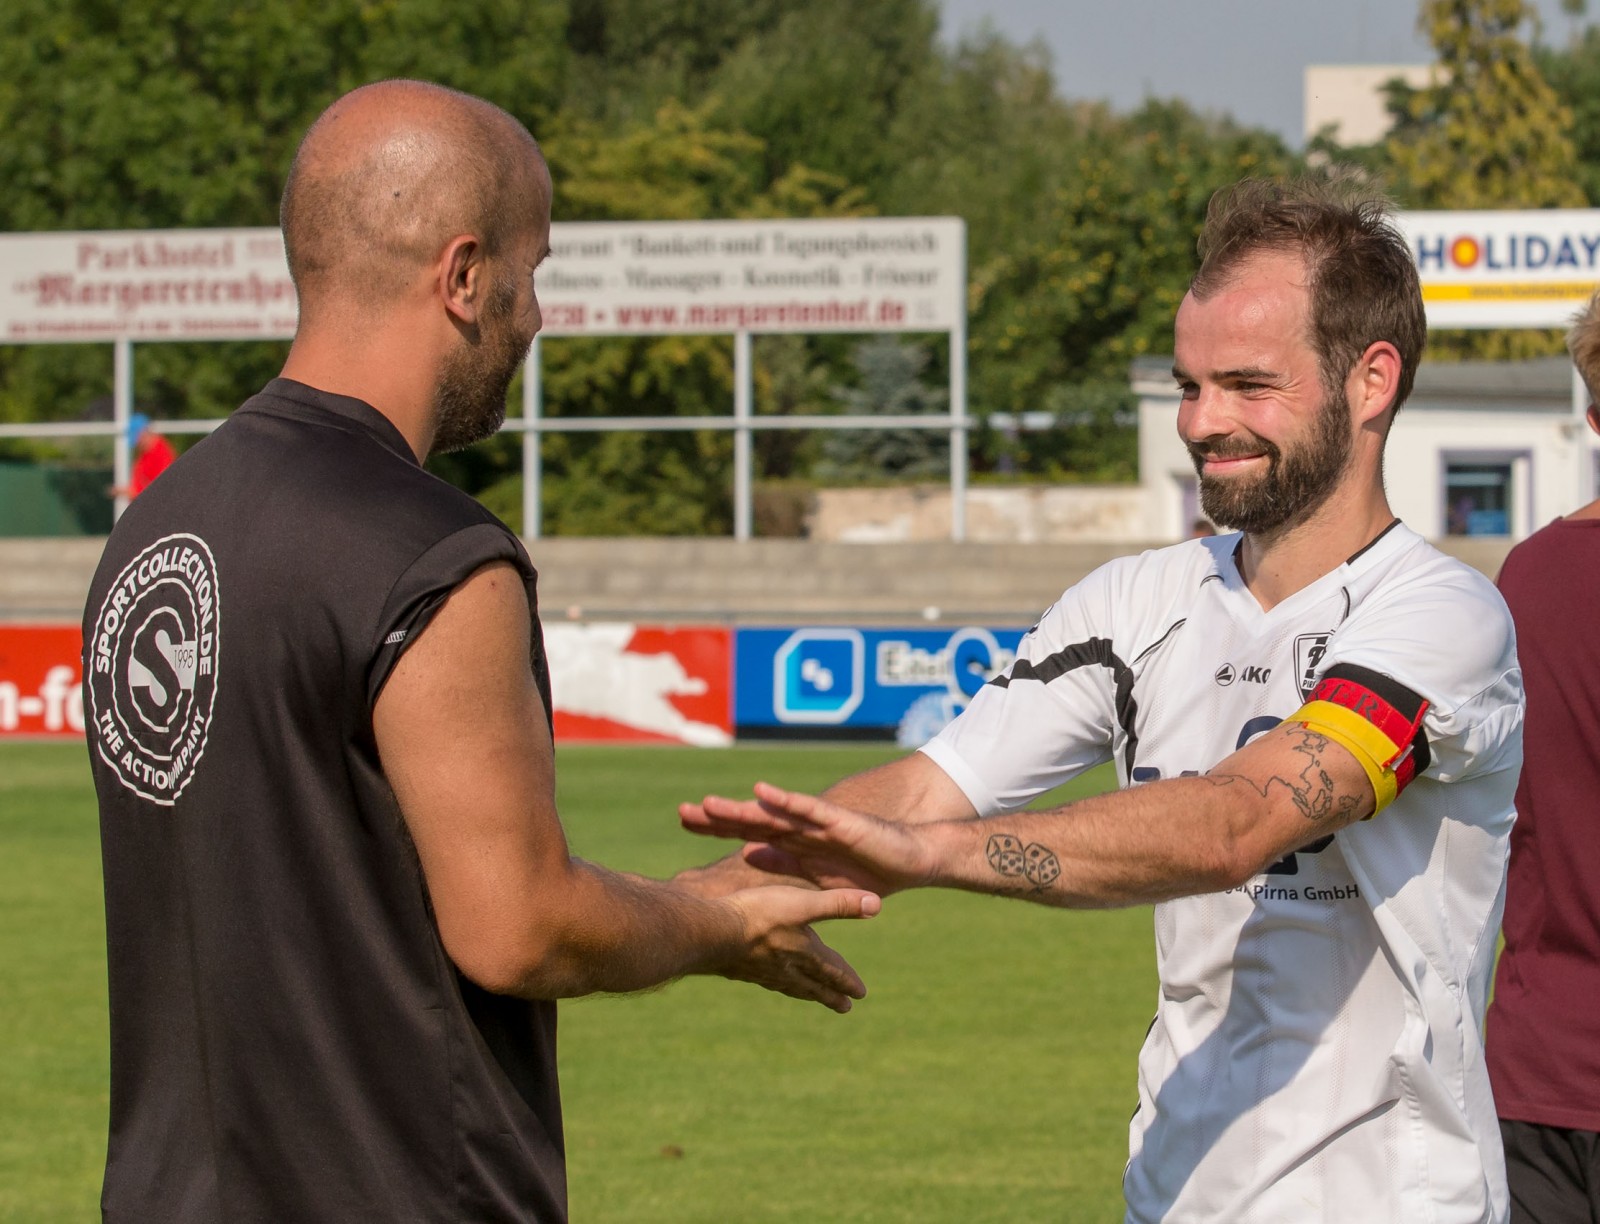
(1351, 340), (1402, 425)
(1586, 401), (1600, 439)
(437, 234), (483, 326)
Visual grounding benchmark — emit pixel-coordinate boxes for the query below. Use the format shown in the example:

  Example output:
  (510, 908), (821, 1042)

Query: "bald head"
(281, 80), (548, 323)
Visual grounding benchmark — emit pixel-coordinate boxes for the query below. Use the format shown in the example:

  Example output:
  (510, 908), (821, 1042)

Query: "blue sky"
(937, 0), (1584, 146)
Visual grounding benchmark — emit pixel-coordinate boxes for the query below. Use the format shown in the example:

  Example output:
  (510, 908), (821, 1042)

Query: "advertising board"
(544, 623), (733, 745)
(1397, 208), (1600, 329)
(0, 230), (299, 344)
(0, 625), (85, 739)
(12, 211), (1600, 341)
(733, 625), (1024, 743)
(0, 622), (734, 747)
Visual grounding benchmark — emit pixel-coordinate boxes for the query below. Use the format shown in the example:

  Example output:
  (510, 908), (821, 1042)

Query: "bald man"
(82, 81), (878, 1224)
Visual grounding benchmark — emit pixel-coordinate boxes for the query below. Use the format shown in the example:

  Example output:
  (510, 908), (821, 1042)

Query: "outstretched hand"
(680, 782), (939, 897)
(715, 883), (880, 1013)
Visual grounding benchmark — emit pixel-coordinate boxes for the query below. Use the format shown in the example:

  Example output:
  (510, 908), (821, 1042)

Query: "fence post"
(734, 330), (753, 541)
(522, 337), (542, 539)
(112, 338), (133, 521)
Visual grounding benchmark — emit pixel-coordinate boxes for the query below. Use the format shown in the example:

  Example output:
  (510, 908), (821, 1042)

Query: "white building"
(1304, 64), (1434, 146)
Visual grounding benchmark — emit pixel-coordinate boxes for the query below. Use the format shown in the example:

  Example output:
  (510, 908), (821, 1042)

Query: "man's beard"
(430, 273), (531, 455)
(1189, 385), (1353, 535)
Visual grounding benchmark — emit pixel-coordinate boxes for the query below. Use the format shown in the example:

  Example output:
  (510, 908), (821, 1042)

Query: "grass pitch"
(1, 742), (1151, 1222)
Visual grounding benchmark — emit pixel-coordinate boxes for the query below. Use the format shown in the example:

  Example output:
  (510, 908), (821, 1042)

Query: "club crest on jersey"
(1294, 632), (1333, 701)
(86, 533), (221, 806)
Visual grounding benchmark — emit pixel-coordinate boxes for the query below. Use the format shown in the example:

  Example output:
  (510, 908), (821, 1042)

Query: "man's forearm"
(916, 789), (1213, 909)
(503, 860), (745, 1000)
(919, 774), (1318, 909)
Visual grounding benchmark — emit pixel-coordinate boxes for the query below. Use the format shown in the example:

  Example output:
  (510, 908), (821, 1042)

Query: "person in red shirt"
(1485, 291), (1600, 1222)
(112, 413), (176, 499)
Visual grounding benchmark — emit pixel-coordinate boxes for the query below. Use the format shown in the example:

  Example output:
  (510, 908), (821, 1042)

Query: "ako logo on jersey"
(86, 533), (221, 805)
(1294, 632), (1333, 701)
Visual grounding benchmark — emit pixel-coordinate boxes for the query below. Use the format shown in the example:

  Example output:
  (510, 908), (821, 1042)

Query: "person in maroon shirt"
(1486, 291), (1600, 1222)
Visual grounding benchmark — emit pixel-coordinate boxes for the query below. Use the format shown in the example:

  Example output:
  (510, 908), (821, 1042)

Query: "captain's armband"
(1289, 664), (1430, 816)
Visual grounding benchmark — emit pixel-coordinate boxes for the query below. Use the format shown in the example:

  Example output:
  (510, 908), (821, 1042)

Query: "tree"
(473, 100), (872, 536)
(814, 336), (949, 482)
(964, 101), (1298, 472)
(0, 0), (568, 436)
(1535, 22), (1600, 205)
(1386, 0), (1583, 209)
(703, 0), (941, 199)
(1383, 0), (1583, 359)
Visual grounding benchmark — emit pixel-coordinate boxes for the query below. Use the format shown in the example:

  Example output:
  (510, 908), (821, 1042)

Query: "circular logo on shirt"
(86, 534), (221, 805)
(1213, 663), (1236, 687)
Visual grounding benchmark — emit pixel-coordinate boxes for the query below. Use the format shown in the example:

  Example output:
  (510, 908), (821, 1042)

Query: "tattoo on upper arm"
(1202, 727), (1363, 824)
(986, 833), (1062, 891)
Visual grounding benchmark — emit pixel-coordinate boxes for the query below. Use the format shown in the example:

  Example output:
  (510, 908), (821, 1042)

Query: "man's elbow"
(439, 920), (572, 1000)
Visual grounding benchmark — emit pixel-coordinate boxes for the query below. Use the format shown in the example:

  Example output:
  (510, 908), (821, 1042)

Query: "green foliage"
(0, 0), (569, 437)
(816, 336), (950, 481)
(995, 380), (1140, 484)
(1536, 24), (1600, 205)
(704, 0), (941, 197)
(1381, 0), (1582, 361)
(965, 101), (1297, 471)
(1385, 0), (1583, 209)
(529, 98), (873, 535)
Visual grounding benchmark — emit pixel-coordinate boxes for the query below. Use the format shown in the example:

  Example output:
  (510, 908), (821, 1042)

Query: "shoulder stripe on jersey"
(1132, 619), (1186, 666)
(992, 637), (1140, 775)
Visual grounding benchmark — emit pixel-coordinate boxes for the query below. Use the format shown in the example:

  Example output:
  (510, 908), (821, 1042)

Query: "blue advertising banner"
(734, 625), (1026, 744)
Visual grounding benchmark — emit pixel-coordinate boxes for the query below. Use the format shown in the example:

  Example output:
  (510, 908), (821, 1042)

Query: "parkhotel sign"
(0, 217), (966, 343)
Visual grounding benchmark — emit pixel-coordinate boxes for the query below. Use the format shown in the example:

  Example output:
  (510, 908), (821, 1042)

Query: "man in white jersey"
(681, 177), (1524, 1222)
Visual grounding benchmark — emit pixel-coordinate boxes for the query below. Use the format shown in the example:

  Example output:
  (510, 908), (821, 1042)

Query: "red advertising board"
(0, 622), (735, 747)
(0, 625), (85, 739)
(543, 623), (733, 745)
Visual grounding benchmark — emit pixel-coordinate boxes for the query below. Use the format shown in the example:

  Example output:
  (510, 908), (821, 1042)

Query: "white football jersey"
(921, 523), (1523, 1223)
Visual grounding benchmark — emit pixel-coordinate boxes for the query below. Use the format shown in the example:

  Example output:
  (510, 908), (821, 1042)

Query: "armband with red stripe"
(1289, 664), (1431, 816)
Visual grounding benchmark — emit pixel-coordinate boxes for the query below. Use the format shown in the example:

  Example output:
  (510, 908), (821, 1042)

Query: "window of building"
(1443, 462), (1513, 536)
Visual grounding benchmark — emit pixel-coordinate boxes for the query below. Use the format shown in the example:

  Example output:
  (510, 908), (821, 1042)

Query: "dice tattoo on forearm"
(985, 833), (1062, 890)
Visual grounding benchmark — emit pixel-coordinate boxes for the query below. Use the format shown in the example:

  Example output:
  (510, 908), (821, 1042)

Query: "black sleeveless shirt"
(84, 378), (566, 1222)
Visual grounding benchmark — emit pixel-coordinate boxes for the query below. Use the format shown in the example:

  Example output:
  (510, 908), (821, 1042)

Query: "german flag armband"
(1289, 664), (1431, 817)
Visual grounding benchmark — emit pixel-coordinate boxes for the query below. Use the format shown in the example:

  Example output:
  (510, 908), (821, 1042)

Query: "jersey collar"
(255, 378), (420, 466)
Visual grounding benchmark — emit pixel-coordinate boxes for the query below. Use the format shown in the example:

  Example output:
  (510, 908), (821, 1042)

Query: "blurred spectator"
(111, 414), (176, 500)
(1187, 516), (1216, 539)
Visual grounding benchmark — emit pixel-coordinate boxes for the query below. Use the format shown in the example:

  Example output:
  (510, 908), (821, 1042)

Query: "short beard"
(430, 273), (531, 455)
(1190, 382), (1353, 536)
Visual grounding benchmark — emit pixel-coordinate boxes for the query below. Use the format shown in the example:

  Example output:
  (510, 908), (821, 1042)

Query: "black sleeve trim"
(366, 523), (536, 710)
(992, 637), (1141, 777)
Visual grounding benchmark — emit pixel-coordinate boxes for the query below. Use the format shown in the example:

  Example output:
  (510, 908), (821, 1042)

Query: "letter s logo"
(128, 611), (186, 728)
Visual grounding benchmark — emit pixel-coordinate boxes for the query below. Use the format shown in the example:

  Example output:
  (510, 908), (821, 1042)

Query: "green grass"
(1, 743), (1152, 1222)
(0, 744), (110, 1223)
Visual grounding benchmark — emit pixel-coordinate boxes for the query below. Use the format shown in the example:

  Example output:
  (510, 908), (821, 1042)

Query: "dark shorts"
(1501, 1118), (1600, 1224)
